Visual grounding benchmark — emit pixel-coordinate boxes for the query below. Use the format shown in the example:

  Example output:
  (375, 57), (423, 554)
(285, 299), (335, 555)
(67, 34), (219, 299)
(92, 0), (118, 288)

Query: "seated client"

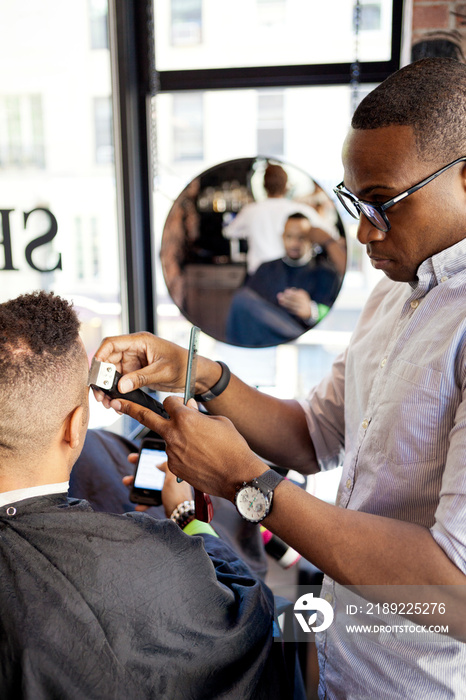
(226, 213), (342, 347)
(0, 291), (302, 700)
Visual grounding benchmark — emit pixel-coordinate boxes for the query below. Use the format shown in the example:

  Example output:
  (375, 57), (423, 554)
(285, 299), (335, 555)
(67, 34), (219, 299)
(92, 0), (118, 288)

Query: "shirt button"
(380, 357), (387, 368)
(346, 478), (352, 490)
(362, 419), (369, 430)
(440, 275), (448, 283)
(324, 593), (333, 604)
(410, 299), (419, 309)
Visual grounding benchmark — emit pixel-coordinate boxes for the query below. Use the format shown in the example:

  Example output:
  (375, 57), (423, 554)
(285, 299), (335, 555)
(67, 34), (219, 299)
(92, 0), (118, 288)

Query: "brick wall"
(412, 0), (466, 57)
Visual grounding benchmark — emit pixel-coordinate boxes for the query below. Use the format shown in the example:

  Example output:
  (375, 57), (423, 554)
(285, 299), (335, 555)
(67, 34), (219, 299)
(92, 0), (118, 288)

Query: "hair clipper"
(88, 358), (170, 419)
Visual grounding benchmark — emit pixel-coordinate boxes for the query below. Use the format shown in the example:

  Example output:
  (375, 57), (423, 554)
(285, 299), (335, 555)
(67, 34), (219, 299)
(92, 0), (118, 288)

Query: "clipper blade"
(87, 358), (117, 390)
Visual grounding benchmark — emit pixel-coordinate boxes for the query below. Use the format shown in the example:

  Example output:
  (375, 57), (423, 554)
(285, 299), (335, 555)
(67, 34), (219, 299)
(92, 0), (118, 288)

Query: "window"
(0, 95), (45, 169)
(172, 92), (203, 161)
(155, 0), (395, 70)
(151, 0), (404, 399)
(360, 4), (382, 31)
(257, 0), (287, 26)
(94, 96), (114, 164)
(257, 92), (284, 156)
(154, 81), (385, 396)
(171, 0), (202, 47)
(1, 0), (123, 429)
(89, 0), (109, 49)
(75, 217), (85, 280)
(90, 217), (100, 277)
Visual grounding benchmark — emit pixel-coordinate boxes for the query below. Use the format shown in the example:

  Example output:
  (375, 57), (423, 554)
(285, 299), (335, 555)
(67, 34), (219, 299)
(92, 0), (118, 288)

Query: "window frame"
(157, 0), (403, 91)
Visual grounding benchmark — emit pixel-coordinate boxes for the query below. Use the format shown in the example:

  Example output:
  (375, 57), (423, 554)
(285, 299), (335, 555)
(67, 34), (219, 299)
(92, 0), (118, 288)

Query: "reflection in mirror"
(160, 157), (346, 347)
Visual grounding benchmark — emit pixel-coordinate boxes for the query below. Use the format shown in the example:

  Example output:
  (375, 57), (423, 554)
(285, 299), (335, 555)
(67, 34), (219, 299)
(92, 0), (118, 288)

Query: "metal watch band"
(194, 361), (231, 402)
(170, 500), (195, 529)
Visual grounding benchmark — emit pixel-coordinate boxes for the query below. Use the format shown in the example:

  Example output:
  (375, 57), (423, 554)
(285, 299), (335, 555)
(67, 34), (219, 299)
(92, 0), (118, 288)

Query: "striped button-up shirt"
(302, 239), (466, 699)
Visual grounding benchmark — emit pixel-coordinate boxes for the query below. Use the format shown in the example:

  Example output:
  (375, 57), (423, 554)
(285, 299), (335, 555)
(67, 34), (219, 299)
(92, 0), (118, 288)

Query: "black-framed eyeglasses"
(333, 156), (466, 233)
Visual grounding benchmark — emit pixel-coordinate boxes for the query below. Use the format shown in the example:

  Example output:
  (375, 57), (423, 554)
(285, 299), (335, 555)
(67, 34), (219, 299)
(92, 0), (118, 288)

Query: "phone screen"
(133, 447), (167, 491)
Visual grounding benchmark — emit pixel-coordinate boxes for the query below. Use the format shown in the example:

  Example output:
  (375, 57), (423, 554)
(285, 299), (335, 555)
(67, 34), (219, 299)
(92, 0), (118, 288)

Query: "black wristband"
(194, 361), (231, 402)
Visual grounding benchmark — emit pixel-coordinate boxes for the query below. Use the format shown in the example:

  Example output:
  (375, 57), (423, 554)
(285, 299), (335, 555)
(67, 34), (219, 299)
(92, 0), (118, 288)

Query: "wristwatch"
(235, 470), (284, 523)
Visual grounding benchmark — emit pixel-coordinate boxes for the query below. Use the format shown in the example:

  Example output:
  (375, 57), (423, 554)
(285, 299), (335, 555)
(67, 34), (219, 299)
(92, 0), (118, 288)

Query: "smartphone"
(130, 438), (167, 506)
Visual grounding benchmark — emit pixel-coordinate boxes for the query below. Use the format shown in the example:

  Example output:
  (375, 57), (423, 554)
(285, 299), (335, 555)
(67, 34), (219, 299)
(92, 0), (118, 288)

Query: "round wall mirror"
(161, 157), (346, 348)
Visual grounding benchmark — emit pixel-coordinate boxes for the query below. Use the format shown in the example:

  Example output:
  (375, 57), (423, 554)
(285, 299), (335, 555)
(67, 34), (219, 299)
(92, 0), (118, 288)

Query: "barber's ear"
(64, 406), (85, 449)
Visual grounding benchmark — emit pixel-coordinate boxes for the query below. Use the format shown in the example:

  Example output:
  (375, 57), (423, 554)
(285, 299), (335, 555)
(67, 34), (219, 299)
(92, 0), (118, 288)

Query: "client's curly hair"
(0, 291), (80, 357)
(0, 292), (85, 457)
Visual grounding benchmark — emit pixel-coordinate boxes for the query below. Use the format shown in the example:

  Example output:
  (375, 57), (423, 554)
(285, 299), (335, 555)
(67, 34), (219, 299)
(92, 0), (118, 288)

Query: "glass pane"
(171, 0), (202, 46)
(1, 0), (123, 428)
(360, 4), (382, 31)
(257, 92), (284, 156)
(173, 93), (204, 160)
(152, 85), (384, 398)
(89, 0), (109, 49)
(154, 0), (394, 71)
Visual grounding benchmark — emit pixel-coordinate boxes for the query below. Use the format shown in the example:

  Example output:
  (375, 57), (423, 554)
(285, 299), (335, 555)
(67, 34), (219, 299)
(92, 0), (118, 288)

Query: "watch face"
(235, 486), (269, 522)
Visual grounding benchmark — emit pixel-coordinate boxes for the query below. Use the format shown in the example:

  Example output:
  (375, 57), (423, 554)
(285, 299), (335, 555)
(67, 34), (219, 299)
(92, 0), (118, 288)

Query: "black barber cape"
(247, 257), (340, 313)
(0, 494), (294, 699)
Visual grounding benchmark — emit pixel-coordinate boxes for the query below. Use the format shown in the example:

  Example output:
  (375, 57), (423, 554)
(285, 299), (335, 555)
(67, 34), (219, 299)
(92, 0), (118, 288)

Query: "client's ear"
(64, 406), (85, 449)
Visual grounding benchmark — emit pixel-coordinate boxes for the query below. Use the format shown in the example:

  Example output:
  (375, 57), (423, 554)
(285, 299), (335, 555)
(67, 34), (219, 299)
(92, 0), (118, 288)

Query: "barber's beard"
(283, 248), (314, 267)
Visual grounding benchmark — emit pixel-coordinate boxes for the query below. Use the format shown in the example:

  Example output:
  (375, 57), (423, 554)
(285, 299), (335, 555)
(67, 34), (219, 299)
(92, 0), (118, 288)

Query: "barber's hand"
(92, 332), (188, 408)
(307, 226), (333, 247)
(123, 452), (193, 517)
(115, 396), (267, 502)
(277, 288), (312, 320)
(92, 331), (223, 410)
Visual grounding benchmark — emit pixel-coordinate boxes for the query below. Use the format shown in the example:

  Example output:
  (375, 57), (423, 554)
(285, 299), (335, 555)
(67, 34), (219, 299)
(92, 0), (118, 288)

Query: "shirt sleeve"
(300, 349), (346, 471)
(431, 346), (466, 574)
(183, 519), (218, 537)
(222, 206), (250, 240)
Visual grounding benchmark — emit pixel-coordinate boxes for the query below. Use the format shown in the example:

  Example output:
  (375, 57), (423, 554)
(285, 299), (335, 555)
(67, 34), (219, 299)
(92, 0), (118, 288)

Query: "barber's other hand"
(123, 452), (193, 517)
(116, 397), (266, 502)
(307, 226), (333, 247)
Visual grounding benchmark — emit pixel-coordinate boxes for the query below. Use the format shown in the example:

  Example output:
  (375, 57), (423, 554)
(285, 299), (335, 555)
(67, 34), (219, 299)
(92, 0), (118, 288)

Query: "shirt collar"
(0, 482), (69, 508)
(411, 238), (466, 294)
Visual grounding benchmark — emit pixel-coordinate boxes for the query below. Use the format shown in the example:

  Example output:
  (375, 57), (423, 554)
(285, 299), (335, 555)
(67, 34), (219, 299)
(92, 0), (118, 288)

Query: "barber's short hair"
(286, 212), (311, 224)
(0, 291), (86, 458)
(264, 164), (288, 196)
(352, 58), (466, 162)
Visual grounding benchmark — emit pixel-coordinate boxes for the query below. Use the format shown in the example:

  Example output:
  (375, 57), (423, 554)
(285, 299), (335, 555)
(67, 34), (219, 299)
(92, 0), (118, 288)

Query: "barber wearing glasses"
(94, 58), (466, 699)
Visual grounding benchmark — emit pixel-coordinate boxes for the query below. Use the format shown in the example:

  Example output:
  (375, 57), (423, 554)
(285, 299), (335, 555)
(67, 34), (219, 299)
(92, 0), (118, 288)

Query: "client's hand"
(123, 452), (193, 517)
(277, 287), (312, 320)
